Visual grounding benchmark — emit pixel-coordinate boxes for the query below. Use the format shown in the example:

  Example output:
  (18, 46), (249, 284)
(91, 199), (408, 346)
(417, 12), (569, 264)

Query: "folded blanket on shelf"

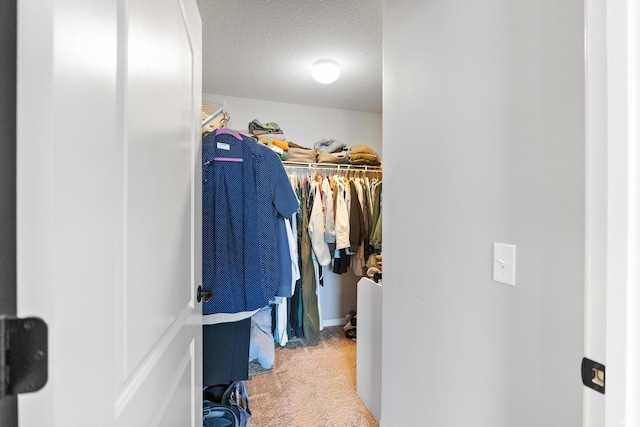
(248, 119), (282, 135)
(349, 152), (381, 165)
(287, 147), (317, 163)
(314, 138), (346, 153)
(349, 144), (379, 156)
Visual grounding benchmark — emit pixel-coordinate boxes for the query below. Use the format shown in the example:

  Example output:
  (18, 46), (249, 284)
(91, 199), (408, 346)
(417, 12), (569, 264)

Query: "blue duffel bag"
(203, 381), (251, 427)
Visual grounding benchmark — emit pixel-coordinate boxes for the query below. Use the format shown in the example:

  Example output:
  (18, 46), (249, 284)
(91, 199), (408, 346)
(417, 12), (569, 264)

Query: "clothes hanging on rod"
(270, 164), (383, 346)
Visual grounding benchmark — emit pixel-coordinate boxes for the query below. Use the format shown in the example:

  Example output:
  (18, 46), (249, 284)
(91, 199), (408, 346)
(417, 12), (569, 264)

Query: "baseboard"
(322, 318), (345, 328)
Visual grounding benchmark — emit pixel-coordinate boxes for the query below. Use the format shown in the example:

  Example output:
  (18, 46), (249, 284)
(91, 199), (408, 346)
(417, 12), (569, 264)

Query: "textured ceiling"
(198, 0), (383, 113)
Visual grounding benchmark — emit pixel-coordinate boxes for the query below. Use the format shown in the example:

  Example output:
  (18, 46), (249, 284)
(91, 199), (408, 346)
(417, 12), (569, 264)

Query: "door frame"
(604, 1), (640, 426)
(584, 0), (607, 425)
(584, 1), (640, 425)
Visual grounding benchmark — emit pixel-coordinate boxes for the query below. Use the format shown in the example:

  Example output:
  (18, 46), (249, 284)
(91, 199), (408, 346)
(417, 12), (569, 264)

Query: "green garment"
(300, 182), (320, 341)
(370, 210), (382, 250)
(248, 119), (282, 134)
(370, 183), (382, 249)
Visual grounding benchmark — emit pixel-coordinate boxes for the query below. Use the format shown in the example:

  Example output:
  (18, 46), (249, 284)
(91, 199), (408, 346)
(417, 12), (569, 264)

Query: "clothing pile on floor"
(344, 311), (357, 340)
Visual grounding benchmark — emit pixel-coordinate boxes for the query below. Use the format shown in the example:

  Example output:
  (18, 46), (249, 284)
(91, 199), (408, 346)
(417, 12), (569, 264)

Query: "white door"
(16, 0), (202, 425)
(584, 0), (607, 425)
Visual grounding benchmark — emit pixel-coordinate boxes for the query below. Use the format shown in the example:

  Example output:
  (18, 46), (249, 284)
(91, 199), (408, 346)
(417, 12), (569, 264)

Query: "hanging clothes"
(274, 214), (300, 346)
(334, 178), (351, 250)
(312, 254), (325, 332)
(275, 217), (293, 298)
(360, 177), (374, 261)
(279, 166), (381, 341)
(308, 179), (332, 266)
(370, 182), (382, 250)
(288, 176), (304, 339)
(201, 130), (299, 315)
(322, 177), (336, 245)
(285, 216), (300, 295)
(348, 180), (366, 253)
(300, 180), (321, 341)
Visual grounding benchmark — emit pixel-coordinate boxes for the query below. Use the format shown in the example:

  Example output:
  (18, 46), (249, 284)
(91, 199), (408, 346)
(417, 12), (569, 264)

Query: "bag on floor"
(203, 381), (251, 427)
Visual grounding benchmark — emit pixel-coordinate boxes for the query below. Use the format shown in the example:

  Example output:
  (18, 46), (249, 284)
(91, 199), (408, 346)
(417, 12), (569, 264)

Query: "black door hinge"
(581, 357), (605, 394)
(0, 316), (48, 400)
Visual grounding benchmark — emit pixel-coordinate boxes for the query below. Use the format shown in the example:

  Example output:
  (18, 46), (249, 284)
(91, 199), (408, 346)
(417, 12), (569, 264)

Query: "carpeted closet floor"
(245, 326), (378, 427)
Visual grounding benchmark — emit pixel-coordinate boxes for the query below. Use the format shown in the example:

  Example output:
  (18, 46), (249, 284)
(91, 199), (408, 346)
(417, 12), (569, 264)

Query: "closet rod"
(282, 161), (382, 173)
(202, 102), (226, 127)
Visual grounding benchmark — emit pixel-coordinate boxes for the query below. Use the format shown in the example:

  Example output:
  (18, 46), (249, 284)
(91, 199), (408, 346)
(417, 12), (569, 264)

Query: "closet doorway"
(197, 0), (383, 424)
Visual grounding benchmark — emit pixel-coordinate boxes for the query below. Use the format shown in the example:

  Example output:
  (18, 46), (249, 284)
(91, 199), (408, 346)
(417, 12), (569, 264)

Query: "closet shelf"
(282, 161), (382, 172)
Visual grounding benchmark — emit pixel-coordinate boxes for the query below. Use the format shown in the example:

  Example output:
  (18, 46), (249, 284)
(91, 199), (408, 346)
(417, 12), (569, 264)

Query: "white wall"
(382, 1), (585, 426)
(204, 93), (382, 324)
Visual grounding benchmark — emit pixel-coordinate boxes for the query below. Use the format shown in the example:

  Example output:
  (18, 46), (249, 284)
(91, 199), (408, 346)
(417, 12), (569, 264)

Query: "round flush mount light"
(311, 59), (341, 84)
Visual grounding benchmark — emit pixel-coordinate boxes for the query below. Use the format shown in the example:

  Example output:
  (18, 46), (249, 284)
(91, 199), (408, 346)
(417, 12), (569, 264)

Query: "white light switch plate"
(493, 243), (516, 286)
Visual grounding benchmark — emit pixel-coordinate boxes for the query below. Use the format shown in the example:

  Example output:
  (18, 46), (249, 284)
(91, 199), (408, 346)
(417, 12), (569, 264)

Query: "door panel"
(116, 336), (195, 425)
(124, 0), (197, 381)
(16, 0), (202, 425)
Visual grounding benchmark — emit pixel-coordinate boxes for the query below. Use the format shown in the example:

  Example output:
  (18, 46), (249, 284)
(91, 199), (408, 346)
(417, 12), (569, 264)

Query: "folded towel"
(261, 133), (287, 141)
(333, 148), (349, 158)
(287, 141), (310, 149)
(317, 151), (350, 164)
(314, 138), (346, 153)
(268, 145), (284, 156)
(259, 136), (289, 151)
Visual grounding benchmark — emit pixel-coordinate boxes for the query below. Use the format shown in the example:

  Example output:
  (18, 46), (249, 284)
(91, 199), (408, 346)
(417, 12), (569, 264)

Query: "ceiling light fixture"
(311, 59), (341, 84)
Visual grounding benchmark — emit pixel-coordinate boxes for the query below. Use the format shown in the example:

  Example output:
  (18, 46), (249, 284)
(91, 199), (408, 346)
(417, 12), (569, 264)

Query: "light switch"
(493, 243), (516, 286)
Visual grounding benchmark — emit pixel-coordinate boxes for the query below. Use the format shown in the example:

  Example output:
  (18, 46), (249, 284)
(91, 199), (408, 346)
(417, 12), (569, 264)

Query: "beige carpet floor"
(245, 327), (378, 427)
